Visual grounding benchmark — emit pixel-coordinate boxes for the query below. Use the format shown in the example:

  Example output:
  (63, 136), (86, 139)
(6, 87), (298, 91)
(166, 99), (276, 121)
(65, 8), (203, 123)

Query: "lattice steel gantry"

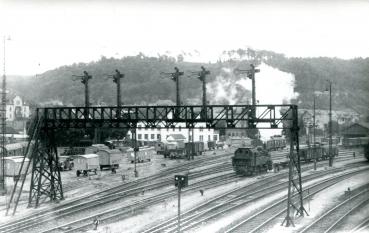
(8, 104), (306, 225)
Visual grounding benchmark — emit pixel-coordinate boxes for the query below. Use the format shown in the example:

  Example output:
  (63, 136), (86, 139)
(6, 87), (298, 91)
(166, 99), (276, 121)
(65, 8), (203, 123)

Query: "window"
(157, 134), (161, 140)
(138, 134), (142, 140)
(213, 135), (218, 141)
(208, 135), (211, 141)
(200, 127), (203, 132)
(144, 134), (148, 140)
(179, 126), (181, 132)
(151, 134), (155, 139)
(172, 128), (175, 132)
(189, 135), (192, 141)
(199, 135), (204, 142)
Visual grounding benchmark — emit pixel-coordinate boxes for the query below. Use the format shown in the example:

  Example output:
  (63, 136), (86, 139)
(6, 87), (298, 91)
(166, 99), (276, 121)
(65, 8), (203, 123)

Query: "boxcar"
(207, 141), (216, 150)
(96, 149), (122, 171)
(232, 147), (272, 176)
(74, 154), (99, 176)
(185, 142), (205, 157)
(3, 156), (30, 177)
(5, 142), (28, 157)
(126, 146), (155, 163)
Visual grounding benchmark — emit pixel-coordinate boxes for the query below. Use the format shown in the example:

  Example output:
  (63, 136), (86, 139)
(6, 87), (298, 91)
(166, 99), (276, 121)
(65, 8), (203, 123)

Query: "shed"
(3, 156), (30, 177)
(96, 149), (122, 170)
(342, 122), (369, 138)
(74, 154), (99, 176)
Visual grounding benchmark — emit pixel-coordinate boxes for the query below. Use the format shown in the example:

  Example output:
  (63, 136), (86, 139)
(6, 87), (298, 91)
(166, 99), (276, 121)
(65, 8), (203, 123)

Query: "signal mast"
(160, 67), (184, 107)
(72, 71), (92, 108)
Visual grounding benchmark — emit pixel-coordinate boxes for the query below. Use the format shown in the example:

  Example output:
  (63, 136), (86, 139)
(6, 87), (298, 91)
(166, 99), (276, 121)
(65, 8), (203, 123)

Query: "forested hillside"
(8, 49), (369, 117)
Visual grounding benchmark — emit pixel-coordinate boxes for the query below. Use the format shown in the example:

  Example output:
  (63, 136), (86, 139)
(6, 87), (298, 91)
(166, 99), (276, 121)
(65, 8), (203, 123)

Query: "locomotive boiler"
(232, 147), (272, 176)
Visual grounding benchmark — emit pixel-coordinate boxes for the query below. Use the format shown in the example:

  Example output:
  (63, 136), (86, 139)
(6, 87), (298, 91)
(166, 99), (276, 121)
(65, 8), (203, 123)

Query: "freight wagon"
(342, 137), (369, 148)
(126, 146), (155, 163)
(5, 142), (28, 157)
(3, 156), (30, 178)
(207, 141), (216, 150)
(96, 149), (122, 172)
(265, 136), (286, 151)
(185, 142), (205, 157)
(74, 154), (99, 177)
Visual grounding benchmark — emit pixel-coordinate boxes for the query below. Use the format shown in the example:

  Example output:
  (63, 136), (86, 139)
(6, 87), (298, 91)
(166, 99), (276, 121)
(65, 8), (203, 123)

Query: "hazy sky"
(1, 0), (369, 75)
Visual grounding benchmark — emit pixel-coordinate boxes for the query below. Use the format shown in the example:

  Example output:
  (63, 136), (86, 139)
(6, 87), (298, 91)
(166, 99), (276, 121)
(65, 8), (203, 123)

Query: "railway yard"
(0, 146), (368, 233)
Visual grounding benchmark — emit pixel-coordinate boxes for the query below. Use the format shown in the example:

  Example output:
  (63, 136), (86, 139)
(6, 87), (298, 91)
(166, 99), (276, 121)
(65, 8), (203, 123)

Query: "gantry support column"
(282, 105), (308, 227)
(28, 129), (63, 208)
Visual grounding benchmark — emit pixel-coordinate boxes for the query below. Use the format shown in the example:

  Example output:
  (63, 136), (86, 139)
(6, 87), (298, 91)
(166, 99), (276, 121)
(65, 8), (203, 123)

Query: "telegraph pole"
(72, 71), (92, 108)
(313, 95), (316, 170)
(161, 67), (184, 107)
(327, 80), (333, 167)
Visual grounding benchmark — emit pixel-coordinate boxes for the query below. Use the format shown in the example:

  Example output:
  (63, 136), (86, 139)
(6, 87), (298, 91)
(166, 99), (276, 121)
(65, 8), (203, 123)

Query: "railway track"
(351, 218), (369, 233)
(143, 161), (368, 233)
(224, 166), (369, 233)
(0, 149), (364, 232)
(299, 185), (369, 233)
(0, 153), (236, 233)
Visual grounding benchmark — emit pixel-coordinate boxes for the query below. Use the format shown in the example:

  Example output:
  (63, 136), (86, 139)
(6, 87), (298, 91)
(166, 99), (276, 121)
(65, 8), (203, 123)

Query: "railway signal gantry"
(7, 104), (306, 227)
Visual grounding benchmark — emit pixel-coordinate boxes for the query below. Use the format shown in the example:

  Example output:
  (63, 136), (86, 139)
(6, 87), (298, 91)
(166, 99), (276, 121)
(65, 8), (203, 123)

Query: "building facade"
(6, 96), (30, 121)
(127, 122), (219, 149)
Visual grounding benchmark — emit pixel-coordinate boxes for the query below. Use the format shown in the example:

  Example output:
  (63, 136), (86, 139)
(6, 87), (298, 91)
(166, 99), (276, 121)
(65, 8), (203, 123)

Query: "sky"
(1, 0), (369, 75)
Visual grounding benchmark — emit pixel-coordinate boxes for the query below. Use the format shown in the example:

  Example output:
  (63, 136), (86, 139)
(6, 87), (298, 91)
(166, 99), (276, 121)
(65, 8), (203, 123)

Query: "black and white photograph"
(0, 0), (368, 232)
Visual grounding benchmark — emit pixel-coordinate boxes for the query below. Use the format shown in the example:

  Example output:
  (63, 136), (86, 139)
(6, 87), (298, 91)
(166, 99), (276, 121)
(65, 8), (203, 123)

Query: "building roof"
(167, 134), (186, 140)
(4, 156), (30, 163)
(76, 154), (99, 159)
(342, 122), (369, 136)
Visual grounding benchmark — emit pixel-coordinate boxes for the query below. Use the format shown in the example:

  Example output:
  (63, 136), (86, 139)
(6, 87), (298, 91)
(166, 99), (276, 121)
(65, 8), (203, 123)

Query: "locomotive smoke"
(208, 63), (298, 141)
(238, 63), (298, 140)
(207, 68), (251, 105)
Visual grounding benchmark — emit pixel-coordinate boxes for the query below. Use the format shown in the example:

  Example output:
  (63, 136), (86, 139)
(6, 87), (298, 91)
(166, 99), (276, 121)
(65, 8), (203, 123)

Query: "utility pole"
(72, 71), (92, 108)
(235, 64), (260, 118)
(160, 67), (184, 107)
(313, 95), (316, 170)
(327, 80), (333, 167)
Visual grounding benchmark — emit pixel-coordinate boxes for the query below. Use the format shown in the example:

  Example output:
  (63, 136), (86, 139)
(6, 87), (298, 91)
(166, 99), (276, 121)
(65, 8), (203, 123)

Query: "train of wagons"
(232, 143), (339, 176)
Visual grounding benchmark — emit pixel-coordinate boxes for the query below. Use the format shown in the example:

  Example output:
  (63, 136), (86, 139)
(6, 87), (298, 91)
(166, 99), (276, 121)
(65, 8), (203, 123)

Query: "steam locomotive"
(232, 143), (338, 176)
